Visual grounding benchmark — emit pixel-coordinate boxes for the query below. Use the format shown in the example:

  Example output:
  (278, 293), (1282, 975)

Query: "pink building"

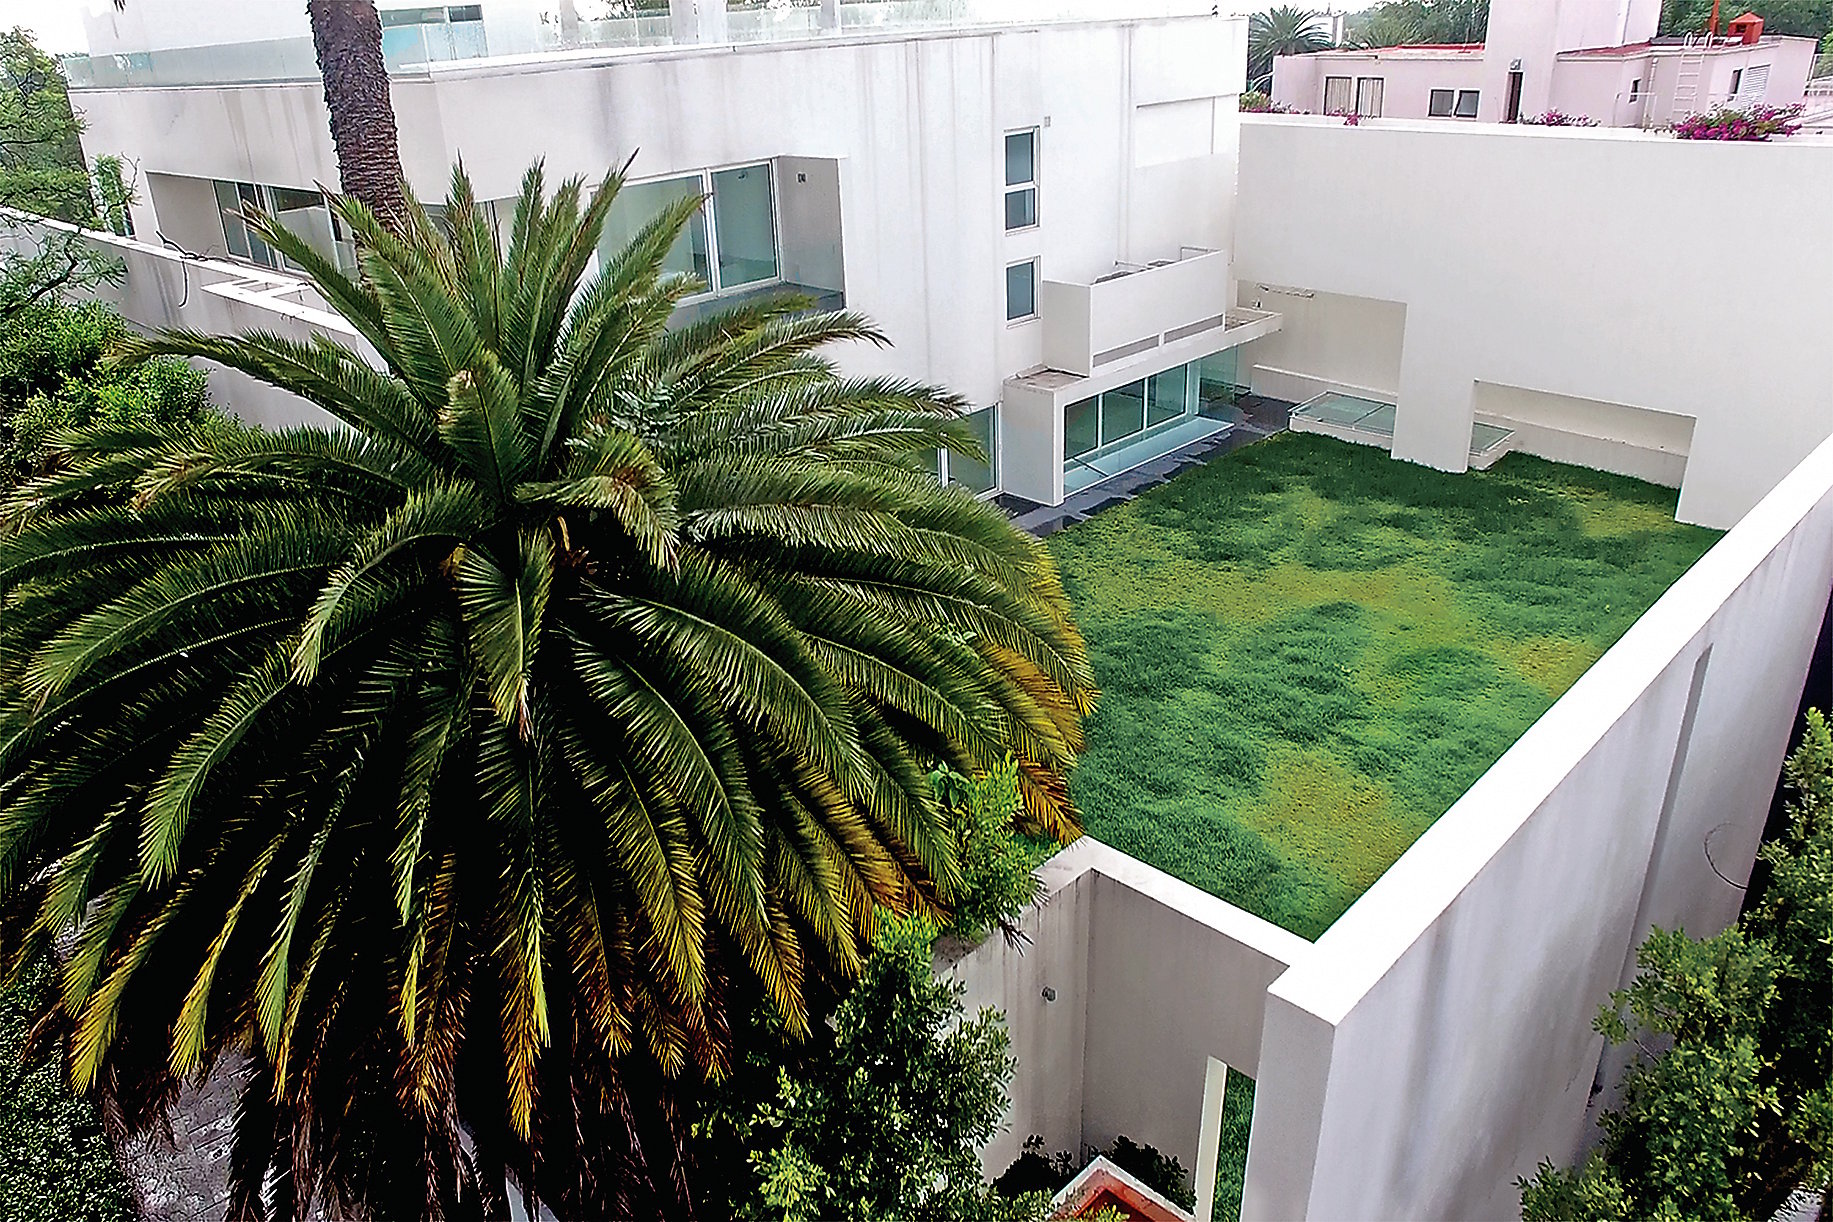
(1272, 0), (1816, 127)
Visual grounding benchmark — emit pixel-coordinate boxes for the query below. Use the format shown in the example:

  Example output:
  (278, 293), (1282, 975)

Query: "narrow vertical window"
(1323, 75), (1352, 115)
(1005, 259), (1037, 322)
(1004, 129), (1037, 231)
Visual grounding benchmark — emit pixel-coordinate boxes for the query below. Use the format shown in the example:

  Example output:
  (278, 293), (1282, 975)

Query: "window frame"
(1003, 127), (1039, 233)
(616, 160), (785, 304)
(933, 405), (1000, 497)
(1005, 257), (1039, 324)
(1629, 77), (1642, 101)
(1355, 76), (1385, 118)
(1323, 75), (1353, 115)
(1428, 88), (1455, 117)
(1454, 89), (1480, 119)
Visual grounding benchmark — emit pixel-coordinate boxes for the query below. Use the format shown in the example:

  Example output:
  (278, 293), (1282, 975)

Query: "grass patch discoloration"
(1051, 433), (1719, 940)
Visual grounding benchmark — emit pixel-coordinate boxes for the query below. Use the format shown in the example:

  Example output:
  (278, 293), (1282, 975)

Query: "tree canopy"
(0, 159), (1094, 1218)
(1248, 7), (1334, 86)
(1346, 0), (1489, 48)
(1659, 0), (1833, 41)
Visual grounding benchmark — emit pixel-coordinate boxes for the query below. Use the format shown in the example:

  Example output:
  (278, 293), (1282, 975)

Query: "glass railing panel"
(62, 0), (1215, 89)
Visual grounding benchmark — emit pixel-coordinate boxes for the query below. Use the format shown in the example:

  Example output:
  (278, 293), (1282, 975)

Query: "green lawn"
(1050, 432), (1721, 942)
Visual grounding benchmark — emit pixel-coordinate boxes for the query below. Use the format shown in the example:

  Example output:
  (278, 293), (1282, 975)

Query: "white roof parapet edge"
(1271, 422), (1833, 1025)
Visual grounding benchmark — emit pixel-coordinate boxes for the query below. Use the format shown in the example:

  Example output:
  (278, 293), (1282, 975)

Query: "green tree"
(0, 299), (213, 482)
(1248, 7), (1333, 87)
(1660, 0), (1833, 40)
(933, 756), (1047, 945)
(720, 913), (1048, 1222)
(1346, 0), (1489, 47)
(0, 160), (1095, 1218)
(1520, 709), (1833, 1221)
(0, 29), (120, 322)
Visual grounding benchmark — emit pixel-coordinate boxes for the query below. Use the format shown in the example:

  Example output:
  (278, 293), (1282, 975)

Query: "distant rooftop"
(1290, 42), (1484, 59)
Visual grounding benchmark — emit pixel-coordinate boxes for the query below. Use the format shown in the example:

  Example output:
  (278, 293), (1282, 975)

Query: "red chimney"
(1728, 11), (1764, 43)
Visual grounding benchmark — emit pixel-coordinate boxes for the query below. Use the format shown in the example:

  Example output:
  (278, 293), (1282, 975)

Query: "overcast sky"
(0, 0), (1367, 56)
(0, 0), (91, 53)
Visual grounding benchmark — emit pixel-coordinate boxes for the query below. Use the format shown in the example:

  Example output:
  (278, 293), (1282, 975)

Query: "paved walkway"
(995, 395), (1292, 537)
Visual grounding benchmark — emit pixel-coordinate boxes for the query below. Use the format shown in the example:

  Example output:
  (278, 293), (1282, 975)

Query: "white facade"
(68, 0), (1262, 507)
(1234, 114), (1833, 529)
(1272, 0), (1817, 127)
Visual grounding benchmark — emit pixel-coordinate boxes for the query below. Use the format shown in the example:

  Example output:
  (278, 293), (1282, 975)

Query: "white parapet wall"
(1246, 423), (1833, 1219)
(0, 212), (347, 430)
(957, 421), (1833, 1218)
(1233, 115), (1833, 530)
(940, 838), (1309, 1185)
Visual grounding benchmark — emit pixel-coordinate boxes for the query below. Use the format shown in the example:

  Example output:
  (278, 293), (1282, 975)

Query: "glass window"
(1629, 77), (1641, 100)
(947, 406), (997, 494)
(1005, 260), (1037, 321)
(268, 187), (338, 271)
(602, 173), (711, 288)
(1455, 89), (1480, 118)
(711, 163), (779, 289)
(1004, 129), (1038, 231)
(1065, 396), (1098, 459)
(1197, 349), (1240, 416)
(1101, 380), (1145, 445)
(215, 179), (251, 260)
(1355, 77), (1384, 118)
(1005, 131), (1035, 187)
(1005, 188), (1037, 230)
(1147, 365), (1187, 428)
(1323, 75), (1352, 115)
(1428, 89), (1455, 118)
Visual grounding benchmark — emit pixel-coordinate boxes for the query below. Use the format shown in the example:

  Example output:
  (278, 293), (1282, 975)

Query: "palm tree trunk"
(306, 0), (409, 230)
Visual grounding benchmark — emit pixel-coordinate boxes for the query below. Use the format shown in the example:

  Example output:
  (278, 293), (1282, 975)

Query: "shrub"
(932, 756), (1048, 943)
(719, 914), (1047, 1222)
(0, 299), (215, 478)
(1520, 109), (1600, 126)
(0, 960), (135, 1222)
(1674, 102), (1804, 140)
(1519, 709), (1833, 1220)
(1239, 90), (1294, 114)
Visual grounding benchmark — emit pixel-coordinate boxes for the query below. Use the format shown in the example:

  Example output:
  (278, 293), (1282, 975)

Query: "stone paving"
(995, 394), (1293, 538)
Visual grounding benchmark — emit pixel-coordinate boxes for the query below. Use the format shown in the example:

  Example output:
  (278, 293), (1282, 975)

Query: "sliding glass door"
(600, 162), (780, 301)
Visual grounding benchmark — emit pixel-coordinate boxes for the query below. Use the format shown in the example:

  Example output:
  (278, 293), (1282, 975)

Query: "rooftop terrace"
(1049, 432), (1719, 939)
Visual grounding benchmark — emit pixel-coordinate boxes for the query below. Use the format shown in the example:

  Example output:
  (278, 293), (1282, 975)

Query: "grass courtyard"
(1050, 432), (1722, 942)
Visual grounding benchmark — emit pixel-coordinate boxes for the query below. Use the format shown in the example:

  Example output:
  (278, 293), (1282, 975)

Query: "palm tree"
(0, 163), (1095, 1215)
(112, 0), (407, 225)
(1248, 6), (1332, 89)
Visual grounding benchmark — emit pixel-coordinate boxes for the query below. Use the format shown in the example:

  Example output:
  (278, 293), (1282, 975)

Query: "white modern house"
(31, 1), (1833, 1217)
(1272, 0), (1817, 127)
(66, 0), (1277, 510)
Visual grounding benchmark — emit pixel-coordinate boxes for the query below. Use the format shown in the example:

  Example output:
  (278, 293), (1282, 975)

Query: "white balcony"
(1039, 247), (1235, 379)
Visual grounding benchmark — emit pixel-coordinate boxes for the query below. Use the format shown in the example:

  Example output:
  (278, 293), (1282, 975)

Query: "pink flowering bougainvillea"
(1520, 110), (1600, 127)
(1240, 90), (1295, 114)
(1674, 102), (1804, 141)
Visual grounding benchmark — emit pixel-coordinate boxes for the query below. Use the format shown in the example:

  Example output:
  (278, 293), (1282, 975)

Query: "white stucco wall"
(1244, 425), (1833, 1220)
(72, 18), (1244, 429)
(943, 838), (1308, 1185)
(1235, 115), (1833, 528)
(0, 213), (347, 431)
(1271, 51), (1486, 119)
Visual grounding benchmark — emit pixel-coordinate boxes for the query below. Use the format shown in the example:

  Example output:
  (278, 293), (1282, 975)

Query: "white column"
(1192, 1057), (1230, 1222)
